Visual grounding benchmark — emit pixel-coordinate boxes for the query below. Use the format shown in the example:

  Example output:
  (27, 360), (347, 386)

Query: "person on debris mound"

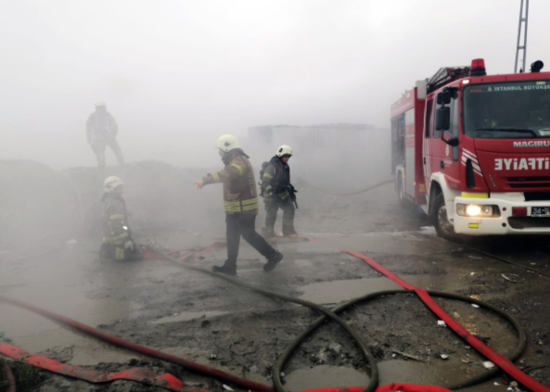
(86, 101), (124, 171)
(100, 176), (142, 262)
(194, 135), (283, 276)
(261, 145), (298, 243)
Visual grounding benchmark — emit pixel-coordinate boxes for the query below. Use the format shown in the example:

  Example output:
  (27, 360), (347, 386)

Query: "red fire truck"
(391, 59), (550, 240)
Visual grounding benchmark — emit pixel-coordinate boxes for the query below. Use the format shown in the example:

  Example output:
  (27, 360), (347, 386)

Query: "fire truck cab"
(391, 59), (550, 240)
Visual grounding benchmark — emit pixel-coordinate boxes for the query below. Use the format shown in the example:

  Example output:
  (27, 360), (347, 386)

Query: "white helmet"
(276, 145), (293, 157)
(103, 176), (124, 193)
(95, 100), (106, 108)
(216, 134), (240, 152)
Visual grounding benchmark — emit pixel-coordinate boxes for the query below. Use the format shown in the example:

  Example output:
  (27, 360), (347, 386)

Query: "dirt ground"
(1, 160), (550, 392)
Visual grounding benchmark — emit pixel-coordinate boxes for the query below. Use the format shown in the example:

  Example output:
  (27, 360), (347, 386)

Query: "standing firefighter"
(100, 176), (142, 262)
(86, 101), (124, 171)
(194, 135), (283, 276)
(261, 145), (298, 242)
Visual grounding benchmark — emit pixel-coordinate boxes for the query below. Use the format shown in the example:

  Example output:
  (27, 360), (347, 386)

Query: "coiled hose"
(147, 247), (529, 392)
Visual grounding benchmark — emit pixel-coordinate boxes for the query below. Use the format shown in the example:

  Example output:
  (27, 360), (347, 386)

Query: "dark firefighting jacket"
(261, 156), (291, 201)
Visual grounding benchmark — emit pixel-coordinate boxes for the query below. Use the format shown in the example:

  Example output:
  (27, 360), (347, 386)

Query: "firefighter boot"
(263, 251), (284, 272)
(212, 263), (237, 276)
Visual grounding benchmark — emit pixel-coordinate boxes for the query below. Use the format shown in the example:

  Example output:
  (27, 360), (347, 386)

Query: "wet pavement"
(1, 169), (550, 391)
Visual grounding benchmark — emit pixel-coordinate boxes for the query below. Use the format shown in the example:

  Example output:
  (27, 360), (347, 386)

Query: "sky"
(1, 0), (549, 169)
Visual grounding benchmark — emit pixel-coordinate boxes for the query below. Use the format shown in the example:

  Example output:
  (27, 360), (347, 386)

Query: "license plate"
(531, 206), (550, 217)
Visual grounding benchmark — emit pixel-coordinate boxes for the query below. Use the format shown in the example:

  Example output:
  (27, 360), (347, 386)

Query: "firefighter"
(261, 145), (298, 242)
(86, 101), (124, 171)
(194, 135), (283, 276)
(100, 176), (142, 262)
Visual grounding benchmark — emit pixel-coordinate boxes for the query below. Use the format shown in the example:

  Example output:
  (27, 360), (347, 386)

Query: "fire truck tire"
(432, 193), (463, 241)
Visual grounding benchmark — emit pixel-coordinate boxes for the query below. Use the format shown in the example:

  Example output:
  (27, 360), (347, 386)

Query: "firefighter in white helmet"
(260, 145), (298, 242)
(86, 101), (124, 171)
(99, 176), (142, 262)
(194, 135), (283, 276)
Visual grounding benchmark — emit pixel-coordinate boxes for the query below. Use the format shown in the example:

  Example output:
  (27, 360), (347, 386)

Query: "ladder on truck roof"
(514, 0), (529, 73)
(426, 66), (470, 94)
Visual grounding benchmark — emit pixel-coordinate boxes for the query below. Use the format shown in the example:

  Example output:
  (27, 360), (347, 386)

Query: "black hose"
(275, 289), (526, 391)
(148, 247), (378, 392)
(147, 247), (527, 392)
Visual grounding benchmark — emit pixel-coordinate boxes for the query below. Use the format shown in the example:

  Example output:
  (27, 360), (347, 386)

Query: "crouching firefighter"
(194, 135), (283, 276)
(100, 176), (143, 262)
(261, 145), (298, 242)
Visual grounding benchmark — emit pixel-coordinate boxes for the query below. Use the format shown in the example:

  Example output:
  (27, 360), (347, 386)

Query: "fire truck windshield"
(463, 80), (550, 139)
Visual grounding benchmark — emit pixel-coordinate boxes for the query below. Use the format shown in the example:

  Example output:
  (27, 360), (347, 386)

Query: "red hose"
(172, 240), (549, 392)
(303, 385), (453, 392)
(180, 242), (225, 262)
(340, 250), (550, 392)
(3, 361), (16, 392)
(0, 342), (196, 392)
(0, 295), (274, 392)
(3, 228), (546, 391)
(301, 179), (393, 196)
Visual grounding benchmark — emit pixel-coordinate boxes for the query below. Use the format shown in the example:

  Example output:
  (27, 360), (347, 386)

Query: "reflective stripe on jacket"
(203, 151), (259, 215)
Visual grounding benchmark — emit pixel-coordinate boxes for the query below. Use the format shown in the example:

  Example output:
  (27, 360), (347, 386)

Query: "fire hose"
(0, 342), (200, 392)
(149, 246), (545, 392)
(2, 231), (547, 392)
(0, 243), (544, 392)
(0, 294), (273, 392)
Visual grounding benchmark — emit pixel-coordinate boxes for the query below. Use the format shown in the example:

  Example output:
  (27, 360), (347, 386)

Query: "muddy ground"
(1, 160), (550, 392)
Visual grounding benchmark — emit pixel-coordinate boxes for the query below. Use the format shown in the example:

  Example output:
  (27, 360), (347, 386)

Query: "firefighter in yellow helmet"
(261, 145), (298, 242)
(194, 135), (283, 276)
(86, 101), (124, 171)
(99, 176), (142, 262)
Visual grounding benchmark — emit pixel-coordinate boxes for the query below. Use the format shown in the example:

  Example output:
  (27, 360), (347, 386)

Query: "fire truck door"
(428, 98), (460, 185)
(423, 99), (435, 185)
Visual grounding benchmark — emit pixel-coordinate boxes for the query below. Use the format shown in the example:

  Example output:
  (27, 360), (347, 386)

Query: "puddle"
(377, 360), (510, 391)
(377, 359), (459, 386)
(0, 249), (175, 365)
(149, 310), (227, 325)
(285, 360), (510, 392)
(284, 365), (369, 391)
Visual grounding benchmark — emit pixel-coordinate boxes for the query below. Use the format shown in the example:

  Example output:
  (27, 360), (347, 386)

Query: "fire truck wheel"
(432, 193), (462, 241)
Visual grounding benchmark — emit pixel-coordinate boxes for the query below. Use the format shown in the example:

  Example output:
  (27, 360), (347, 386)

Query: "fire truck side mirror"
(435, 106), (450, 131)
(436, 91), (451, 105)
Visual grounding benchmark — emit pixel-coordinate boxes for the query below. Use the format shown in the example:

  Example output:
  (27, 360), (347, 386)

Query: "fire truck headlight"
(467, 205), (481, 216)
(457, 204), (498, 217)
